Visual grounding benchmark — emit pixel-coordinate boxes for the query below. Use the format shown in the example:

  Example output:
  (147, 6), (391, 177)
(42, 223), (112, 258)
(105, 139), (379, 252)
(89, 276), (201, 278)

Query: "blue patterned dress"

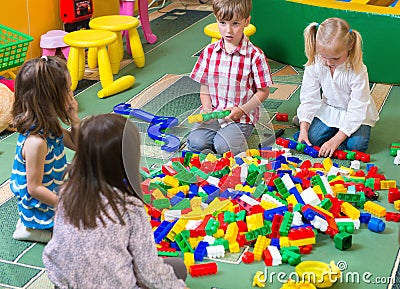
(10, 130), (67, 230)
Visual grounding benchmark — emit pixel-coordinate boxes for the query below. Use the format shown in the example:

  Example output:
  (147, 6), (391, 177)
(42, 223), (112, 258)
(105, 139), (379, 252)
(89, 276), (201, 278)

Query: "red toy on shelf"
(60, 0), (94, 32)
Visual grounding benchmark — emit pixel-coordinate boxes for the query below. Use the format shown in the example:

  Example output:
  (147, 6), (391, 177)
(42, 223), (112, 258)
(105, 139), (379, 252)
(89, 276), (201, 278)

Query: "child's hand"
(297, 130), (312, 146)
(318, 138), (341, 157)
(225, 106), (245, 122)
(67, 96), (80, 126)
(297, 122), (312, 146)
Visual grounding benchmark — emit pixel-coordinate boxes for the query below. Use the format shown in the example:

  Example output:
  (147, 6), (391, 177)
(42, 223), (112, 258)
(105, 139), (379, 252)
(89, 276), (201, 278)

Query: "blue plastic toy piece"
(368, 217), (386, 233)
(113, 103), (180, 152)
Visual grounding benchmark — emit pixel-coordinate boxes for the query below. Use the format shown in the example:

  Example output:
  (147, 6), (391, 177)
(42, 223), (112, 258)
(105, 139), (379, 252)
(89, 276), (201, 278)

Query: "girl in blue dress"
(10, 56), (80, 243)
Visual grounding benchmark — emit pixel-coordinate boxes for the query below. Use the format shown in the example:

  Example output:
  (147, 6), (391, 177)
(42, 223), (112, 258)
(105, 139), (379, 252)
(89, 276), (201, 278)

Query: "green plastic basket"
(0, 24), (33, 72)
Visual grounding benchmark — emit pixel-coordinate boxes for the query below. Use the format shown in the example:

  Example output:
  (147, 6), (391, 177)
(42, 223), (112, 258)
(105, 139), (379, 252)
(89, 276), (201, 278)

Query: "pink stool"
(40, 30), (70, 59)
(120, 0), (157, 54)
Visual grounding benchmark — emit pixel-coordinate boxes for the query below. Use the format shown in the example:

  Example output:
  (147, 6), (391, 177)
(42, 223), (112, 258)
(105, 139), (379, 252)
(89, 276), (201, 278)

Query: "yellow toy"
(364, 201), (387, 217)
(89, 15), (145, 73)
(295, 260), (341, 288)
(252, 271), (266, 287)
(204, 22), (257, 43)
(63, 30), (135, 98)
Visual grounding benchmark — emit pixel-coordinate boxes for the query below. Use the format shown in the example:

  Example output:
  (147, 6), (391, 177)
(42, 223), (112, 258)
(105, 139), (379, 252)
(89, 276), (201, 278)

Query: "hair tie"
(349, 28), (353, 33)
(41, 55), (48, 61)
(316, 23), (320, 29)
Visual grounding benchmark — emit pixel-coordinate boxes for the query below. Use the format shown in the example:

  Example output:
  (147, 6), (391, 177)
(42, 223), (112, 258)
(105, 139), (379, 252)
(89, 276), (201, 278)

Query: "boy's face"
(217, 15), (250, 48)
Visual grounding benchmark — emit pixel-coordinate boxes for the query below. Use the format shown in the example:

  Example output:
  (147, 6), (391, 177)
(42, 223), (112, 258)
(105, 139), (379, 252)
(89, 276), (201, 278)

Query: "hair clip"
(41, 55), (48, 61)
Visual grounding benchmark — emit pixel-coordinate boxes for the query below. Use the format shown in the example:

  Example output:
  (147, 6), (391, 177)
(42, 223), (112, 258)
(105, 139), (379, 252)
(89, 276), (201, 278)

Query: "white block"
(163, 210), (181, 221)
(350, 160), (360, 170)
(203, 235), (216, 245)
(311, 216), (328, 232)
(240, 194), (260, 206)
(206, 245), (225, 258)
(292, 211), (304, 226)
(281, 173), (295, 190)
(268, 246), (282, 266)
(301, 187), (321, 206)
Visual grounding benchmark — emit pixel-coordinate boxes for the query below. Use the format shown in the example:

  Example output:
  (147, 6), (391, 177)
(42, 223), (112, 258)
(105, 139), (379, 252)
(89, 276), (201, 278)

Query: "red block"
(276, 112), (289, 122)
(388, 188), (400, 203)
(242, 251), (255, 264)
(189, 262), (218, 277)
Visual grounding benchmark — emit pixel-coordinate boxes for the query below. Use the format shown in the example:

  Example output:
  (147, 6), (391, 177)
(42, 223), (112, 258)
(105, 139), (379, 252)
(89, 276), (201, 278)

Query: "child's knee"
(213, 140), (230, 155)
(346, 139), (369, 152)
(187, 134), (204, 151)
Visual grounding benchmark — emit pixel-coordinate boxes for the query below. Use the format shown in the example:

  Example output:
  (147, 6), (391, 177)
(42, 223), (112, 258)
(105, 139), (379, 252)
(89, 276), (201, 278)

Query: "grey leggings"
(164, 257), (188, 281)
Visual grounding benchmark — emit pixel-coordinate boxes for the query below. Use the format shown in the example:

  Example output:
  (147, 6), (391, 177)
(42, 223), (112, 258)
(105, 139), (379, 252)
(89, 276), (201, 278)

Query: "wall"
(0, 0), (120, 59)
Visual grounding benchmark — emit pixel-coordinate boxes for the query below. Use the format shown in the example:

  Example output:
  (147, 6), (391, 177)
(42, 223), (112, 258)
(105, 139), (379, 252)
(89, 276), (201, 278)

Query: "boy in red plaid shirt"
(187, 0), (273, 155)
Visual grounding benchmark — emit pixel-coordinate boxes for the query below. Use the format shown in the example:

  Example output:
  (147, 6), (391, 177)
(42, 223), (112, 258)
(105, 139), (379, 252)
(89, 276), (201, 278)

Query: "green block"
(296, 143), (306, 152)
(152, 198), (171, 209)
(214, 238), (229, 250)
(318, 198), (332, 211)
(334, 232), (352, 250)
(253, 183), (267, 198)
(158, 251), (180, 257)
(190, 166), (209, 180)
(171, 198), (191, 210)
(172, 161), (187, 173)
(205, 218), (220, 235)
(279, 211), (293, 237)
(337, 222), (355, 234)
(282, 250), (301, 266)
(344, 150), (356, 160)
(175, 232), (193, 253)
(235, 210), (246, 221)
(143, 193), (151, 204)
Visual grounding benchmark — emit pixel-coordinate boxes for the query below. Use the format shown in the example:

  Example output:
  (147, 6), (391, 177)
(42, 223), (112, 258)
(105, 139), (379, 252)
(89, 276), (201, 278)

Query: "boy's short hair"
(212, 0), (252, 21)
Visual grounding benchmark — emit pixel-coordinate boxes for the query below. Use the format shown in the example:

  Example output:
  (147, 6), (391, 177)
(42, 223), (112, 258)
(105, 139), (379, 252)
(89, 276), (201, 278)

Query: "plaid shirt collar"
(214, 35), (248, 56)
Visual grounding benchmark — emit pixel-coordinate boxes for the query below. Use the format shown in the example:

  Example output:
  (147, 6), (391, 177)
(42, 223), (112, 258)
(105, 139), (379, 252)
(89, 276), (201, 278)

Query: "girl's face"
(217, 16), (250, 48)
(317, 45), (349, 69)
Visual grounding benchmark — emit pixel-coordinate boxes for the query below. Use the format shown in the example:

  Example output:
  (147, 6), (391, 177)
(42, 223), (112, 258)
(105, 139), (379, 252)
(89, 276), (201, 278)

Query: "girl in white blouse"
(296, 17), (379, 157)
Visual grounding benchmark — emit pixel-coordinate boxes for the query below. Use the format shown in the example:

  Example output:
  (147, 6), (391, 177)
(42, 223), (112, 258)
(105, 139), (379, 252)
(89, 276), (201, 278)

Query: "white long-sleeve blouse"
(297, 58), (379, 136)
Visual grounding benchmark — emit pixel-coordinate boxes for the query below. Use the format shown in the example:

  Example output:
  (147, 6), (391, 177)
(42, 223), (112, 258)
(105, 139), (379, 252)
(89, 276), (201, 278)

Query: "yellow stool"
(89, 15), (145, 74)
(204, 23), (257, 43)
(63, 29), (135, 98)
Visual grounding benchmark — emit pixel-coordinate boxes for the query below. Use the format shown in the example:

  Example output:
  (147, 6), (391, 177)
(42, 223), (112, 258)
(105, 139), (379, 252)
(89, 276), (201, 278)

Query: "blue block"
(189, 184), (199, 194)
(368, 217), (386, 233)
(304, 145), (319, 158)
(206, 190), (220, 204)
(235, 157), (244, 165)
(170, 195), (184, 206)
(154, 220), (177, 244)
(202, 184), (220, 195)
(287, 156), (302, 163)
(220, 189), (233, 199)
(359, 212), (372, 224)
(194, 241), (209, 261)
(276, 155), (288, 164)
(289, 187), (305, 205)
(366, 164), (376, 171)
(277, 170), (292, 176)
(302, 208), (325, 222)
(264, 206), (288, 221)
(270, 161), (282, 170)
(288, 140), (298, 149)
(270, 238), (280, 249)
